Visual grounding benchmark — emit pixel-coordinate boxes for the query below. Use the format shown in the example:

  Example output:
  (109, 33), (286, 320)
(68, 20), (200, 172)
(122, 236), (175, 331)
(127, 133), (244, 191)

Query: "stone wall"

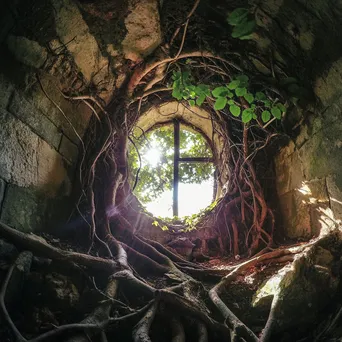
(259, 1), (342, 238)
(275, 114), (342, 238)
(0, 0), (161, 232)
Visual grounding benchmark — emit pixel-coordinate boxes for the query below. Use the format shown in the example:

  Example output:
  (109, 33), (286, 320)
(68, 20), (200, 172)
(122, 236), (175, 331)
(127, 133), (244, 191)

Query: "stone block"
(7, 35), (47, 69)
(309, 203), (334, 237)
(326, 174), (342, 222)
(298, 124), (342, 180)
(1, 184), (47, 232)
(275, 148), (304, 196)
(27, 75), (92, 145)
(1, 182), (74, 233)
(59, 134), (79, 163)
(306, 178), (329, 203)
(0, 109), (70, 196)
(122, 0), (162, 61)
(279, 190), (311, 238)
(314, 58), (342, 106)
(52, 0), (115, 90)
(8, 91), (61, 149)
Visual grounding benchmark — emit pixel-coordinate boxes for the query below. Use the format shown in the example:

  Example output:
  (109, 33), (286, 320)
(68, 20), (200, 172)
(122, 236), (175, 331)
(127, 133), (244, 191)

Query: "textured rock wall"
(251, 0), (342, 238)
(275, 98), (342, 238)
(0, 0), (161, 232)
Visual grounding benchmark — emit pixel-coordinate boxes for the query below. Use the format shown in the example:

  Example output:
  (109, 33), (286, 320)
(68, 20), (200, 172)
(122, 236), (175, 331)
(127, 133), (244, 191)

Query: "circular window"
(128, 120), (216, 218)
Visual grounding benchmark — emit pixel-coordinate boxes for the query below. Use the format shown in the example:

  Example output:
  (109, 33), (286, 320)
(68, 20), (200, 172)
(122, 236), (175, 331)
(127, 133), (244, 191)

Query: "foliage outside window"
(128, 123), (215, 218)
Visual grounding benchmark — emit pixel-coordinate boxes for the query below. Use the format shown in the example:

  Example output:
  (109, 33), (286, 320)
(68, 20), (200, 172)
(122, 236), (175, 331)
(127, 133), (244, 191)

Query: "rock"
(45, 273), (80, 310)
(58, 135), (78, 164)
(0, 239), (17, 260)
(0, 109), (69, 193)
(6, 36), (47, 69)
(313, 246), (334, 268)
(265, 249), (338, 335)
(52, 0), (115, 90)
(122, 0), (162, 62)
(326, 174), (342, 221)
(252, 267), (288, 311)
(314, 58), (342, 106)
(167, 237), (195, 260)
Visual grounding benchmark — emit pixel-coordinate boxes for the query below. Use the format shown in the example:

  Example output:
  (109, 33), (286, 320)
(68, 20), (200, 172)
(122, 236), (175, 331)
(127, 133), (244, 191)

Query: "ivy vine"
(171, 70), (287, 124)
(227, 8), (256, 40)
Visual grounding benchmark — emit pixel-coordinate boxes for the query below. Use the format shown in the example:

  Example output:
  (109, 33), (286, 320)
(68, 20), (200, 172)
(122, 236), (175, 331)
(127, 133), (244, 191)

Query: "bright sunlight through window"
(128, 121), (215, 218)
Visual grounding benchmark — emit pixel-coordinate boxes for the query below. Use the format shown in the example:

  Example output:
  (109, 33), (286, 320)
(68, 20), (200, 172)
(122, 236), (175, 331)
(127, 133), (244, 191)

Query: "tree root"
(259, 293), (279, 342)
(0, 222), (117, 274)
(132, 300), (159, 342)
(197, 321), (209, 342)
(170, 317), (186, 342)
(0, 220), (314, 342)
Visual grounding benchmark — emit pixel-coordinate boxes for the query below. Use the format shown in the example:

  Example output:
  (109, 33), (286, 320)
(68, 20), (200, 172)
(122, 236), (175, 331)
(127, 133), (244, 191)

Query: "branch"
(170, 0), (201, 46)
(127, 51), (241, 97)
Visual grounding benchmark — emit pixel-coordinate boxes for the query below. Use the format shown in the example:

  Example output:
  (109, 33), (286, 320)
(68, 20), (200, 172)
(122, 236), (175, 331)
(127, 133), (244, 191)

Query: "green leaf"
(232, 20), (256, 39)
(252, 113), (257, 119)
(227, 80), (240, 90)
(152, 221), (159, 227)
(172, 87), (183, 101)
(237, 75), (249, 83)
(230, 104), (241, 117)
(235, 87), (247, 97)
(214, 97), (227, 110)
(197, 84), (210, 96)
(189, 99), (195, 106)
(227, 91), (234, 98)
(276, 103), (286, 113)
(271, 106), (282, 119)
(196, 93), (206, 106)
(228, 99), (235, 105)
(189, 91), (196, 99)
(242, 108), (253, 123)
(239, 34), (254, 40)
(172, 71), (181, 81)
(212, 86), (229, 98)
(227, 8), (249, 26)
(263, 100), (271, 107)
(255, 91), (267, 101)
(244, 92), (254, 104)
(261, 110), (271, 123)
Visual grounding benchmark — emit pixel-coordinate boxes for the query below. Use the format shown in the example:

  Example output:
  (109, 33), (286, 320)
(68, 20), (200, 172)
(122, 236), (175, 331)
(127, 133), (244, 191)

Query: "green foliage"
(227, 8), (256, 40)
(261, 110), (271, 123)
(171, 70), (288, 125)
(230, 104), (241, 117)
(227, 8), (249, 25)
(172, 71), (210, 107)
(128, 126), (214, 204)
(242, 108), (253, 123)
(152, 220), (169, 231)
(214, 97), (227, 110)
